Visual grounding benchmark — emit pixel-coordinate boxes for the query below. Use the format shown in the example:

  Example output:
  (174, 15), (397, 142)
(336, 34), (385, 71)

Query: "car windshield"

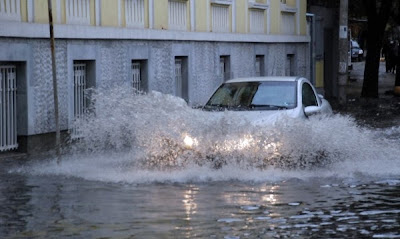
(204, 81), (297, 111)
(351, 40), (360, 48)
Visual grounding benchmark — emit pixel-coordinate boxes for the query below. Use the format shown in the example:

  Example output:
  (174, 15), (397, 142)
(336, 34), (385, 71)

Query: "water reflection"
(182, 185), (198, 221)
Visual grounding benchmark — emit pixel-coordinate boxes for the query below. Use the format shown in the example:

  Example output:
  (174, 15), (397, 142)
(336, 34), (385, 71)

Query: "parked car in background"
(202, 76), (332, 125)
(351, 40), (364, 62)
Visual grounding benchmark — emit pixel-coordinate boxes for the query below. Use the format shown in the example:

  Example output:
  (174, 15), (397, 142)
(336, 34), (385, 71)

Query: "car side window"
(302, 83), (318, 107)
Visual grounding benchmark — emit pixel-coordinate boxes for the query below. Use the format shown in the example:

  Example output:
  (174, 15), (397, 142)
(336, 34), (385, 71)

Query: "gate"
(175, 59), (182, 97)
(71, 63), (87, 138)
(0, 65), (18, 151)
(132, 62), (141, 91)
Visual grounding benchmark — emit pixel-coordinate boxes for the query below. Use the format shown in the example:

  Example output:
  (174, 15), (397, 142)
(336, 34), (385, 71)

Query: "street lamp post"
(48, 0), (61, 161)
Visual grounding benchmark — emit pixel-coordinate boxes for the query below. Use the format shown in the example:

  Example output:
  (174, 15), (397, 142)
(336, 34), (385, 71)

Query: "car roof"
(225, 76), (302, 83)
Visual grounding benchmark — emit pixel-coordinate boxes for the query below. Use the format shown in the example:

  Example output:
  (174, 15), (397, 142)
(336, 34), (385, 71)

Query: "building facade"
(0, 0), (310, 153)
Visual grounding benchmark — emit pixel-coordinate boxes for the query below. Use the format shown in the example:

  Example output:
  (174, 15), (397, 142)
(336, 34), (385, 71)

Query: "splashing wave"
(14, 86), (400, 183)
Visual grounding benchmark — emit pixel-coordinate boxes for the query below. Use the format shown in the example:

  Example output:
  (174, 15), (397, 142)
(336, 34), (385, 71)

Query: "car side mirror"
(304, 106), (320, 116)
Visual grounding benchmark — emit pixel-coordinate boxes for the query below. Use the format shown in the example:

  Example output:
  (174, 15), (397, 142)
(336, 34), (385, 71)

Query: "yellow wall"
(34, 0), (57, 23)
(22, 0), (307, 35)
(60, 0), (66, 24)
(144, 0), (149, 28)
(20, 0), (27, 22)
(269, 0), (280, 34)
(101, 0), (118, 27)
(286, 0), (296, 7)
(154, 0), (168, 30)
(90, 0), (95, 25)
(33, 0), (95, 25)
(316, 60), (324, 88)
(195, 0), (207, 31)
(299, 0), (306, 35)
(236, 0), (246, 33)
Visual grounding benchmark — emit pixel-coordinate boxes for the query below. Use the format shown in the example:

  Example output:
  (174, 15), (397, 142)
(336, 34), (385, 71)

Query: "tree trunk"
(361, 0), (392, 98)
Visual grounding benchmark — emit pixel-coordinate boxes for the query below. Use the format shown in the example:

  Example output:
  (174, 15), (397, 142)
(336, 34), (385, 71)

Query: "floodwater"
(1, 87), (400, 238)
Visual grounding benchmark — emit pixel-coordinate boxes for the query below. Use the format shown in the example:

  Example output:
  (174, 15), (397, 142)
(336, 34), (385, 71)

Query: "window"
(302, 83), (318, 107)
(204, 81), (297, 111)
(168, 0), (188, 31)
(249, 9), (265, 34)
(71, 60), (95, 138)
(131, 60), (148, 92)
(286, 54), (295, 76)
(125, 0), (145, 28)
(174, 57), (188, 102)
(0, 65), (18, 151)
(0, 0), (21, 21)
(219, 56), (231, 82)
(255, 55), (265, 76)
(212, 4), (230, 32)
(281, 12), (295, 35)
(66, 0), (90, 25)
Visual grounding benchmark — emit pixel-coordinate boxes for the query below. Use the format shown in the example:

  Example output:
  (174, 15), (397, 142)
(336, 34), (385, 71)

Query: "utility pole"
(48, 0), (61, 161)
(338, 0), (349, 103)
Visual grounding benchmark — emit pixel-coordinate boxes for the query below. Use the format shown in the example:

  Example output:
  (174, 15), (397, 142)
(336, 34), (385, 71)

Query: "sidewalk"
(347, 60), (396, 97)
(333, 60), (400, 128)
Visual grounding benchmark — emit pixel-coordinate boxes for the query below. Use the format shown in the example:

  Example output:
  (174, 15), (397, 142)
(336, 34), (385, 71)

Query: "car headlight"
(183, 135), (198, 148)
(359, 49), (363, 54)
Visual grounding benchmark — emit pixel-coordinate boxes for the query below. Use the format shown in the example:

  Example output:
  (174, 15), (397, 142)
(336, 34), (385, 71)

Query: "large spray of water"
(16, 86), (400, 183)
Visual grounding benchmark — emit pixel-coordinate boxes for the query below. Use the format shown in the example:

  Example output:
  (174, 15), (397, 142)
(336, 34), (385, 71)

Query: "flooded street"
(1, 71), (400, 238)
(1, 165), (400, 238)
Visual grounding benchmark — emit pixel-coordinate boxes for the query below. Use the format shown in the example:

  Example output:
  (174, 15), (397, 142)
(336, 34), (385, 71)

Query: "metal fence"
(175, 59), (183, 97)
(0, 65), (18, 151)
(132, 61), (142, 92)
(71, 63), (87, 139)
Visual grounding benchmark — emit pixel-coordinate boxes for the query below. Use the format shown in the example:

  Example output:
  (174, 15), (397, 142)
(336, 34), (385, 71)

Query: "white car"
(202, 76), (332, 124)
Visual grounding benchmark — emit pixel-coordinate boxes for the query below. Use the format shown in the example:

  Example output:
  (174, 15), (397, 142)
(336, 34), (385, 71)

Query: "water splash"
(14, 86), (400, 183)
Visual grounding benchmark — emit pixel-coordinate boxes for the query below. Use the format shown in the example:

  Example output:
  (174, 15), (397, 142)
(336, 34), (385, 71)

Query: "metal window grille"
(281, 12), (295, 35)
(0, 65), (18, 151)
(212, 4), (229, 33)
(255, 56), (261, 76)
(132, 62), (141, 92)
(125, 0), (145, 28)
(168, 0), (187, 31)
(0, 0), (21, 21)
(249, 9), (265, 34)
(66, 0), (90, 25)
(175, 59), (182, 97)
(219, 57), (225, 82)
(71, 63), (87, 138)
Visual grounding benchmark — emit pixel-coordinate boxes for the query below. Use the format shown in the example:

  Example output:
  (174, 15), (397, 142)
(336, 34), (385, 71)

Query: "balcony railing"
(0, 0), (21, 21)
(126, 0), (145, 28)
(66, 0), (90, 25)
